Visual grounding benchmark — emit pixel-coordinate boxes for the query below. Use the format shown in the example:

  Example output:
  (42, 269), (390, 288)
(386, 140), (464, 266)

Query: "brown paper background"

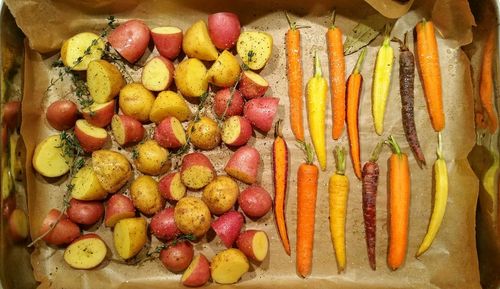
(5, 0), (483, 288)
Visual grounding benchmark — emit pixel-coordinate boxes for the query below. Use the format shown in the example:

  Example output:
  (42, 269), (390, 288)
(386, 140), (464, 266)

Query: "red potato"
(236, 230), (269, 262)
(142, 56), (175, 91)
(211, 211), (244, 248)
(238, 185), (272, 219)
(38, 209), (81, 246)
(63, 233), (108, 269)
(154, 116), (186, 149)
(158, 172), (186, 201)
(3, 100), (21, 129)
(224, 146), (261, 184)
(8, 208), (29, 242)
(67, 198), (104, 226)
(180, 152), (216, 190)
(82, 100), (115, 128)
(181, 254), (211, 287)
(46, 100), (78, 131)
(238, 70), (269, 99)
(151, 26), (183, 60)
(74, 119), (108, 152)
(213, 88), (244, 118)
(111, 114), (145, 146)
(221, 116), (253, 147)
(104, 194), (136, 227)
(2, 195), (16, 219)
(244, 97), (279, 133)
(150, 207), (181, 241)
(208, 12), (241, 50)
(160, 241), (194, 273)
(108, 19), (151, 63)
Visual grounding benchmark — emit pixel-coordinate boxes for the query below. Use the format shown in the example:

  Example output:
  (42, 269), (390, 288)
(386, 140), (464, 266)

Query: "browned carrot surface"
(479, 28), (498, 134)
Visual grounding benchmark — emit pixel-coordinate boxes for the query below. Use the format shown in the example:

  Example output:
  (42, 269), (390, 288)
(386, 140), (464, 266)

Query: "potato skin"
(46, 100), (78, 131)
(39, 209), (81, 246)
(119, 83), (155, 122)
(224, 146), (261, 184)
(208, 12), (241, 50)
(67, 198), (104, 226)
(160, 241), (194, 273)
(149, 207), (180, 241)
(108, 19), (150, 63)
(180, 152), (216, 190)
(243, 97), (279, 133)
(130, 175), (165, 215)
(92, 150), (132, 193)
(134, 140), (171, 176)
(213, 88), (244, 117)
(187, 116), (221, 150)
(238, 185), (272, 219)
(202, 176), (239, 215)
(174, 197), (211, 238)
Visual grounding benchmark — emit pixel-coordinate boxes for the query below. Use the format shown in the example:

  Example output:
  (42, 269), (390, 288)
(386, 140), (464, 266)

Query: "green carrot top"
(369, 141), (384, 162)
(386, 135), (403, 157)
(313, 50), (323, 78)
(298, 141), (315, 165)
(334, 146), (346, 175)
(352, 47), (367, 74)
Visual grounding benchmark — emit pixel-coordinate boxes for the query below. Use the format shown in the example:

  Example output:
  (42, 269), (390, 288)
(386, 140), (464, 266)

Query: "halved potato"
(61, 32), (105, 71)
(236, 32), (273, 70)
(87, 60), (125, 104)
(207, 50), (241, 88)
(174, 58), (208, 98)
(182, 20), (218, 61)
(70, 165), (108, 201)
(64, 234), (108, 269)
(92, 150), (132, 193)
(113, 217), (147, 259)
(32, 135), (70, 178)
(149, 91), (192, 123)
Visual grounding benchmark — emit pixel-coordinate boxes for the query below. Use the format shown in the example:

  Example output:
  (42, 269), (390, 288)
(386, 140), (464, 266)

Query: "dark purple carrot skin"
(362, 161), (379, 270)
(399, 44), (426, 167)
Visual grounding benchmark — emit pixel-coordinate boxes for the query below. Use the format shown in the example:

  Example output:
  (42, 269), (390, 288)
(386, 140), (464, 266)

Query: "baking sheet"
(5, 0), (482, 288)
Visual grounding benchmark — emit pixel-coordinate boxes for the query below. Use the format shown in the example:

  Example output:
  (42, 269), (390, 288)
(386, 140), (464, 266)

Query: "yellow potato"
(202, 176), (239, 215)
(236, 31), (273, 70)
(130, 175), (165, 215)
(182, 20), (218, 61)
(91, 150), (132, 193)
(187, 116), (221, 150)
(174, 58), (208, 98)
(70, 165), (108, 201)
(207, 50), (241, 88)
(32, 135), (71, 178)
(113, 217), (147, 259)
(87, 60), (125, 104)
(174, 196), (211, 238)
(211, 248), (249, 284)
(149, 91), (192, 123)
(119, 83), (155, 122)
(60, 32), (105, 71)
(134, 140), (170, 176)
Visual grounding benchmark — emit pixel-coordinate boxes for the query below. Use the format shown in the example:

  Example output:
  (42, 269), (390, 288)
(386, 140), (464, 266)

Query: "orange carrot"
(296, 141), (319, 278)
(416, 19), (445, 132)
(285, 12), (307, 141)
(327, 11), (346, 140)
(347, 48), (367, 180)
(386, 135), (410, 270)
(479, 28), (498, 134)
(272, 120), (291, 255)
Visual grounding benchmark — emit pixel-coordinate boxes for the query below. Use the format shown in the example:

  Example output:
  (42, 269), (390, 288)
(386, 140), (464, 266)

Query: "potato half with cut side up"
(207, 50), (241, 88)
(87, 59), (125, 104)
(141, 56), (175, 91)
(180, 152), (216, 190)
(222, 116), (253, 147)
(74, 120), (108, 153)
(149, 90), (192, 123)
(63, 234), (108, 269)
(61, 32), (105, 71)
(32, 135), (71, 178)
(70, 165), (108, 201)
(236, 31), (273, 70)
(113, 217), (147, 259)
(174, 58), (208, 98)
(211, 248), (249, 284)
(236, 230), (269, 262)
(92, 150), (132, 193)
(151, 26), (183, 60)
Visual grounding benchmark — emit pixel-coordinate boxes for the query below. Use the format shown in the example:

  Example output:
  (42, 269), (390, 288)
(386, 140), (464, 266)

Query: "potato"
(211, 211), (244, 248)
(92, 150), (132, 193)
(154, 116), (186, 149)
(213, 88), (244, 118)
(134, 140), (170, 176)
(108, 19), (151, 63)
(160, 241), (194, 273)
(2, 100), (21, 129)
(221, 116), (253, 147)
(149, 90), (192, 123)
(211, 248), (249, 284)
(113, 217), (147, 259)
(2, 195), (16, 219)
(174, 196), (211, 238)
(32, 135), (70, 178)
(238, 185), (272, 219)
(142, 56), (175, 91)
(119, 83), (155, 122)
(224, 146), (261, 184)
(244, 97), (279, 133)
(67, 198), (104, 226)
(180, 152), (216, 190)
(207, 50), (241, 88)
(46, 100), (78, 131)
(236, 230), (269, 262)
(175, 58), (209, 98)
(181, 254), (210, 287)
(158, 172), (186, 201)
(182, 20), (218, 61)
(87, 59), (125, 104)
(61, 32), (105, 70)
(130, 175), (165, 215)
(111, 114), (145, 146)
(82, 100), (116, 128)
(202, 176), (239, 215)
(236, 31), (273, 70)
(38, 209), (81, 246)
(238, 70), (269, 99)
(9, 133), (23, 181)
(74, 119), (108, 153)
(63, 234), (107, 269)
(150, 207), (180, 241)
(187, 116), (221, 150)
(208, 12), (241, 50)
(104, 194), (136, 227)
(70, 165), (108, 201)
(8, 208), (28, 242)
(151, 26), (183, 60)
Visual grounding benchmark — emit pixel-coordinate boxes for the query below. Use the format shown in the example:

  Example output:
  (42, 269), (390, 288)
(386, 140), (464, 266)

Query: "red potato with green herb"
(46, 100), (78, 131)
(244, 97), (279, 133)
(119, 83), (155, 123)
(238, 70), (269, 99)
(160, 240), (194, 273)
(211, 211), (244, 248)
(150, 207), (181, 241)
(239, 185), (272, 219)
(82, 100), (115, 128)
(104, 194), (136, 227)
(66, 198), (104, 226)
(87, 59), (125, 104)
(38, 209), (81, 246)
(141, 56), (175, 91)
(208, 12), (241, 50)
(154, 116), (186, 149)
(202, 176), (239, 215)
(151, 26), (183, 60)
(181, 254), (211, 287)
(159, 172), (187, 201)
(108, 19), (150, 63)
(3, 100), (21, 129)
(180, 152), (216, 190)
(63, 234), (107, 269)
(213, 88), (244, 118)
(225, 145), (261, 184)
(236, 230), (269, 262)
(74, 119), (108, 153)
(8, 208), (29, 242)
(111, 114), (145, 146)
(221, 116), (253, 147)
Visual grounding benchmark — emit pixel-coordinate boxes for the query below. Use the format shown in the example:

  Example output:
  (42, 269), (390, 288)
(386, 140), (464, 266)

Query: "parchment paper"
(4, 0), (482, 288)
